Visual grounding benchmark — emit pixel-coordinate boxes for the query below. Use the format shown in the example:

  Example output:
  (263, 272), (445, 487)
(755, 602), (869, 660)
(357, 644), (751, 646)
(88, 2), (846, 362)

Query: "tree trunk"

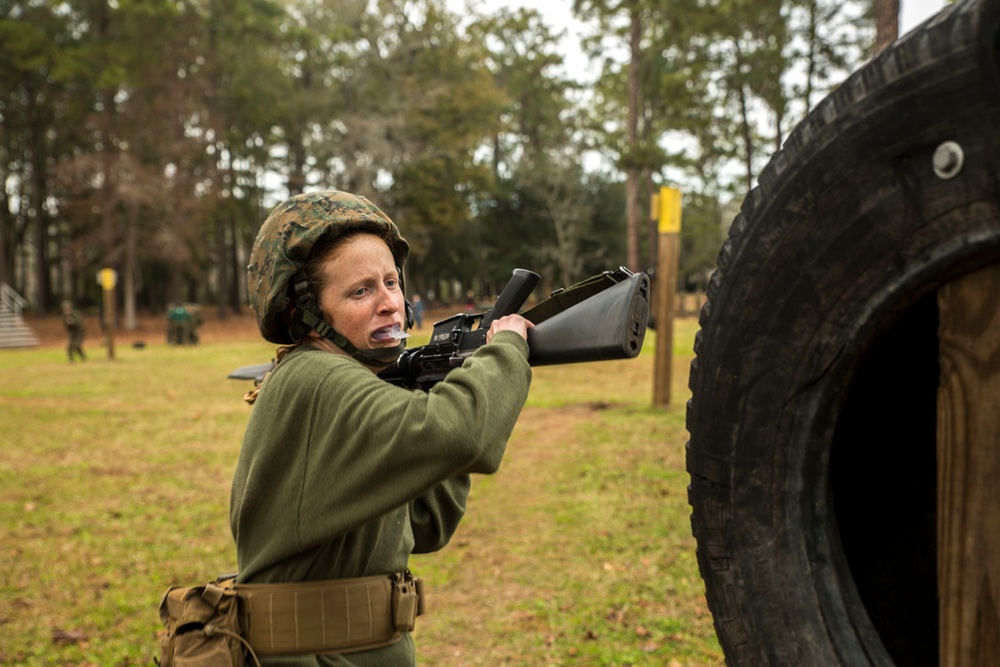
(100, 90), (117, 280)
(208, 0), (228, 320)
(645, 169), (656, 270)
(214, 208), (229, 318)
(625, 5), (642, 271)
(875, 0), (900, 53)
(28, 90), (50, 311)
(732, 41), (755, 193)
(228, 215), (243, 311)
(0, 185), (12, 287)
(123, 208), (137, 330)
(804, 0), (819, 111)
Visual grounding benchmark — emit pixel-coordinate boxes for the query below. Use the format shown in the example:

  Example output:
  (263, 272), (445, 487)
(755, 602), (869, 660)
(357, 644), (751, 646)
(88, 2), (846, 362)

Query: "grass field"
(0, 314), (723, 666)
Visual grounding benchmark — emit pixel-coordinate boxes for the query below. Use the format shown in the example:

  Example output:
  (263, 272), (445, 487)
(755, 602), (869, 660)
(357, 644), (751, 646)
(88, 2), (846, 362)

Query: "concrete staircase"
(0, 283), (39, 349)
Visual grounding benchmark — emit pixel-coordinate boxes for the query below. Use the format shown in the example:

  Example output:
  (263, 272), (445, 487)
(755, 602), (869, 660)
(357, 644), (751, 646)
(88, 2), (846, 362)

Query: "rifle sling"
(522, 269), (629, 324)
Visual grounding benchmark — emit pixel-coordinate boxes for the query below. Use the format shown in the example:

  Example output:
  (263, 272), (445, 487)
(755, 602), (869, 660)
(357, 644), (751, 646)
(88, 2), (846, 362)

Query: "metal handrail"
(1, 283), (29, 317)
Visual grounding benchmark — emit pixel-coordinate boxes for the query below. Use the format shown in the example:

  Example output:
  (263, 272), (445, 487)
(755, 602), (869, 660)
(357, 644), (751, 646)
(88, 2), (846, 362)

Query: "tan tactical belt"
(160, 570), (424, 656)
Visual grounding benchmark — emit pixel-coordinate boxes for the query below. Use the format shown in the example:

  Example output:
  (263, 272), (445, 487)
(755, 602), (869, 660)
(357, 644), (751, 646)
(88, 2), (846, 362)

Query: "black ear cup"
(404, 300), (415, 331)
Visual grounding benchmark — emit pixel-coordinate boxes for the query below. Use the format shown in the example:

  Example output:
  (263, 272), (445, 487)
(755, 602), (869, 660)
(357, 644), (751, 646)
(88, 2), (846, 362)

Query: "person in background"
(165, 304), (188, 344)
(410, 293), (425, 328)
(231, 189), (533, 666)
(182, 303), (202, 344)
(61, 300), (86, 363)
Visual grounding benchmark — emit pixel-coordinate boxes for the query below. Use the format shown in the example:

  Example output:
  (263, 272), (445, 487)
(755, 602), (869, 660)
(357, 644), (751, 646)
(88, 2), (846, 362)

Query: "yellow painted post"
(99, 267), (117, 360)
(653, 186), (681, 407)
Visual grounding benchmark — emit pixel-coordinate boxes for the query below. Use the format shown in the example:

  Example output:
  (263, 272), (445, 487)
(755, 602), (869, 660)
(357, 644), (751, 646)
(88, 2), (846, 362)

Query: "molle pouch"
(157, 578), (255, 667)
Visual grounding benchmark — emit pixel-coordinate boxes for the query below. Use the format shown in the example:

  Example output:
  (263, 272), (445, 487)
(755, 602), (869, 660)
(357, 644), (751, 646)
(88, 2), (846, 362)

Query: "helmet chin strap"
(290, 270), (404, 368)
(299, 307), (404, 367)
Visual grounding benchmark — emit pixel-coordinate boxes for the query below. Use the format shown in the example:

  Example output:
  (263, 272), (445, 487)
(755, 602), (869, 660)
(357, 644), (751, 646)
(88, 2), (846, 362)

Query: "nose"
(375, 283), (399, 313)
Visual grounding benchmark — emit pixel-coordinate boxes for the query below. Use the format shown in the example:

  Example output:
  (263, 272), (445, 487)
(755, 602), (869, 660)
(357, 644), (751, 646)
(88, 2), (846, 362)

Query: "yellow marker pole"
(99, 268), (117, 360)
(653, 186), (681, 407)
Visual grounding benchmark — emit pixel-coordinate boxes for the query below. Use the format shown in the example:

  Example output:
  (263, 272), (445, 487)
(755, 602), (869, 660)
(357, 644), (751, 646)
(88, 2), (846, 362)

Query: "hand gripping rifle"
(377, 267), (650, 391)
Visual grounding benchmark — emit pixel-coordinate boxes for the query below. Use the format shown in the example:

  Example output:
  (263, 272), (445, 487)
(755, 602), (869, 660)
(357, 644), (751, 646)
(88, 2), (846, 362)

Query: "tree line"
(0, 0), (877, 326)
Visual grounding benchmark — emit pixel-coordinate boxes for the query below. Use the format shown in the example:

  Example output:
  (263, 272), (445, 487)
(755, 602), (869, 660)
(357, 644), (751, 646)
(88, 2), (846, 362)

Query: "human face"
(315, 234), (406, 359)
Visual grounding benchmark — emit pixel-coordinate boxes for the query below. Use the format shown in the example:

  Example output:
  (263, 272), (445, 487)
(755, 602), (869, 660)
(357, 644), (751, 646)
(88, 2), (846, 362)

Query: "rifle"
(228, 267), (650, 389)
(378, 267), (650, 391)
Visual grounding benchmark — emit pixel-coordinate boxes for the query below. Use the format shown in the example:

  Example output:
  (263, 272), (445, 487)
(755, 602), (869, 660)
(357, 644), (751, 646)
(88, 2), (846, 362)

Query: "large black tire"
(685, 1), (1000, 665)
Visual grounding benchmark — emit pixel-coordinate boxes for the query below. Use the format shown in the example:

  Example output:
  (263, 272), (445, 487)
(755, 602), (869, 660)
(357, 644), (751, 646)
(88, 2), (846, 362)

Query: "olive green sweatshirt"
(230, 331), (531, 666)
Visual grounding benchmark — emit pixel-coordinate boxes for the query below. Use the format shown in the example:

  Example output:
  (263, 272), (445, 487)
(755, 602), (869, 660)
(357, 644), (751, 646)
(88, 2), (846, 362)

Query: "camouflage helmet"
(248, 190), (409, 345)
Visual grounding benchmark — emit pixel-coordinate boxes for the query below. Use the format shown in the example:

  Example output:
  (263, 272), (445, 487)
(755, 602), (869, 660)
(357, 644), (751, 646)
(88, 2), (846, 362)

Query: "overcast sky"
(449, 0), (951, 74)
(899, 0), (951, 31)
(456, 0), (947, 35)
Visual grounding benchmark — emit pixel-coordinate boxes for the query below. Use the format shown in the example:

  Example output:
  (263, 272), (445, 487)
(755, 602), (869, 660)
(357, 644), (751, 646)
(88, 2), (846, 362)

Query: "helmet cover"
(248, 190), (409, 344)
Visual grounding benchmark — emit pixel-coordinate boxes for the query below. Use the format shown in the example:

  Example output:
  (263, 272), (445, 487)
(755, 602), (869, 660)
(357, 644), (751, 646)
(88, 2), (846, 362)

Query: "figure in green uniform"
(165, 304), (189, 345)
(61, 300), (86, 362)
(231, 190), (533, 666)
(183, 303), (202, 344)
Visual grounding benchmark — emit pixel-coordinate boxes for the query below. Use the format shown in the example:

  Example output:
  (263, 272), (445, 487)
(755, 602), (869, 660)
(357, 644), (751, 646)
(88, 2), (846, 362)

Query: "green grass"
(0, 318), (721, 665)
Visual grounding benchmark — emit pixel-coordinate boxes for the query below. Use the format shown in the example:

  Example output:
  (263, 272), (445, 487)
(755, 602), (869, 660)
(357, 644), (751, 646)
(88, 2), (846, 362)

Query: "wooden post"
(100, 267), (117, 360)
(652, 186), (681, 407)
(937, 264), (1000, 667)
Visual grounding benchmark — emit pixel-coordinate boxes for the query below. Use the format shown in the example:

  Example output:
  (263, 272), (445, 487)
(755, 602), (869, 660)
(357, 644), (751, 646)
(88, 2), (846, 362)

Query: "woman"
(230, 190), (532, 665)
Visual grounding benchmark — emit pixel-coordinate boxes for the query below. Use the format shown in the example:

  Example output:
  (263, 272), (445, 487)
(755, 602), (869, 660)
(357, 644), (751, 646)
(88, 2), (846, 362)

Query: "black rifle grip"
(481, 268), (540, 328)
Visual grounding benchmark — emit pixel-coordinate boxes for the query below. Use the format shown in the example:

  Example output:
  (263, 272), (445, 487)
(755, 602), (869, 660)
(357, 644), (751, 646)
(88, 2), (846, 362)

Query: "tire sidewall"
(687, 0), (1000, 663)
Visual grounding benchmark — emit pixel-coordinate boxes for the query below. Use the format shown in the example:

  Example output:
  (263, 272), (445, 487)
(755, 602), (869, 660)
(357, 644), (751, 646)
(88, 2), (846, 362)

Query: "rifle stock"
(525, 271), (649, 366)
